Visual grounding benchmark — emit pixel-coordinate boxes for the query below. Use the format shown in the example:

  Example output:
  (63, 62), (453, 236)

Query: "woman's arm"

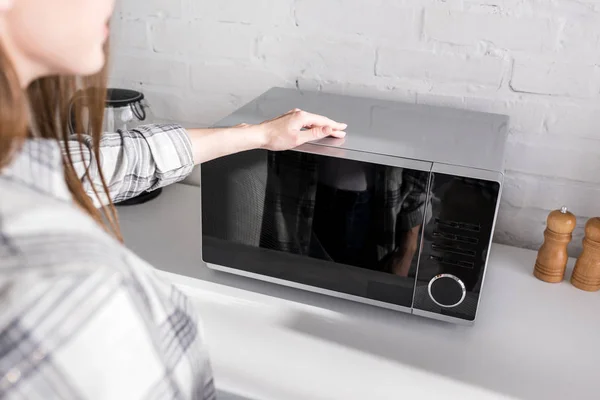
(187, 109), (347, 164)
(67, 109), (346, 206)
(186, 125), (264, 164)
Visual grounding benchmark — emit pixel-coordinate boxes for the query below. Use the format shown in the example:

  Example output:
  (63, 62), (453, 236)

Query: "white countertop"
(118, 183), (600, 400)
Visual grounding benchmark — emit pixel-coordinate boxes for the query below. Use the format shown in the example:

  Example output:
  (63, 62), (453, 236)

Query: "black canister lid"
(106, 88), (144, 107)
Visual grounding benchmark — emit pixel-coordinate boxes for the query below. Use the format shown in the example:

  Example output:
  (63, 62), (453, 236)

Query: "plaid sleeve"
(64, 124), (194, 206)
(0, 263), (214, 400)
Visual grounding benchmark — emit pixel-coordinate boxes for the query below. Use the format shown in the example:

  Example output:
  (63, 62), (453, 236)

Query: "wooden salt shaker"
(571, 217), (600, 292)
(534, 206), (576, 283)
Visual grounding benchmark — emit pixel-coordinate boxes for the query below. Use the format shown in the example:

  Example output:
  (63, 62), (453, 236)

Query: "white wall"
(109, 0), (600, 254)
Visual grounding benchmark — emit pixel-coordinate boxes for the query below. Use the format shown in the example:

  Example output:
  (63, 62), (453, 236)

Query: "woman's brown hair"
(0, 43), (122, 241)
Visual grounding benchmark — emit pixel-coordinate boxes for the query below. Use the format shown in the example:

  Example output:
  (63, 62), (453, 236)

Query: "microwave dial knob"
(428, 274), (466, 308)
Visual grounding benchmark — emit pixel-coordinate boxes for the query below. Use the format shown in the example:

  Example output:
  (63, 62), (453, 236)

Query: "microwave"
(201, 87), (508, 324)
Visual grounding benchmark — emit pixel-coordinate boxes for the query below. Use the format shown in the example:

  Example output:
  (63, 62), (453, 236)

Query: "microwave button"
(431, 243), (476, 257)
(428, 274), (466, 308)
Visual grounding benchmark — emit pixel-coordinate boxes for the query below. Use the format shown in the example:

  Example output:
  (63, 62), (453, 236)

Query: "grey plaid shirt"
(0, 125), (214, 399)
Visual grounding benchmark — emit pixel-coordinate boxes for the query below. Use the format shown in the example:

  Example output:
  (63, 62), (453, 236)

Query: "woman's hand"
(257, 108), (347, 151)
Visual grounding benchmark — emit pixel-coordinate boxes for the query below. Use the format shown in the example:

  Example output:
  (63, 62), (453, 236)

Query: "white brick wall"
(376, 49), (505, 87)
(424, 9), (561, 52)
(109, 0), (600, 254)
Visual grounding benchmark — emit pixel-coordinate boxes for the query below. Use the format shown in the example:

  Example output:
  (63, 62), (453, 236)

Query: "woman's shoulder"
(0, 174), (201, 324)
(1, 174), (148, 287)
(0, 179), (213, 398)
(0, 174), (145, 297)
(1, 177), (115, 260)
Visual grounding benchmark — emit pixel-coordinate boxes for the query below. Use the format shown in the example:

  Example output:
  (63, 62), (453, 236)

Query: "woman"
(0, 0), (346, 398)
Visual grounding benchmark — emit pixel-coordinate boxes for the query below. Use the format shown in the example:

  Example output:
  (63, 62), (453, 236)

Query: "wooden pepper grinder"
(534, 206), (576, 283)
(571, 217), (600, 292)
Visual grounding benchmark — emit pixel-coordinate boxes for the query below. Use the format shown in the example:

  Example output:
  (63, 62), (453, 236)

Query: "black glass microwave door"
(413, 173), (500, 321)
(201, 149), (432, 308)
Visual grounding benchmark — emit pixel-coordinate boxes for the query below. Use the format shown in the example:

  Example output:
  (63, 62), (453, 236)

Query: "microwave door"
(202, 148), (433, 311)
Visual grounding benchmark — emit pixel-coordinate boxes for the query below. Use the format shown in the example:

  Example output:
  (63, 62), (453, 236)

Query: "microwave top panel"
(215, 87), (509, 173)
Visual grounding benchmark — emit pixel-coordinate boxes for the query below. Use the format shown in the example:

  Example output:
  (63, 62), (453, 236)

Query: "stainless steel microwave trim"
(208, 261), (475, 325)
(427, 274), (467, 308)
(206, 262), (413, 315)
(474, 172), (504, 320)
(409, 171), (435, 314)
(412, 308), (474, 326)
(295, 141), (433, 173)
(432, 163), (504, 183)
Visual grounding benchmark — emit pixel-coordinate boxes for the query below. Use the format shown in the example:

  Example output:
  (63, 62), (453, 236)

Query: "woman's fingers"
(328, 129), (347, 138)
(305, 124), (347, 135)
(293, 110), (347, 132)
(296, 125), (347, 145)
(293, 111), (348, 145)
